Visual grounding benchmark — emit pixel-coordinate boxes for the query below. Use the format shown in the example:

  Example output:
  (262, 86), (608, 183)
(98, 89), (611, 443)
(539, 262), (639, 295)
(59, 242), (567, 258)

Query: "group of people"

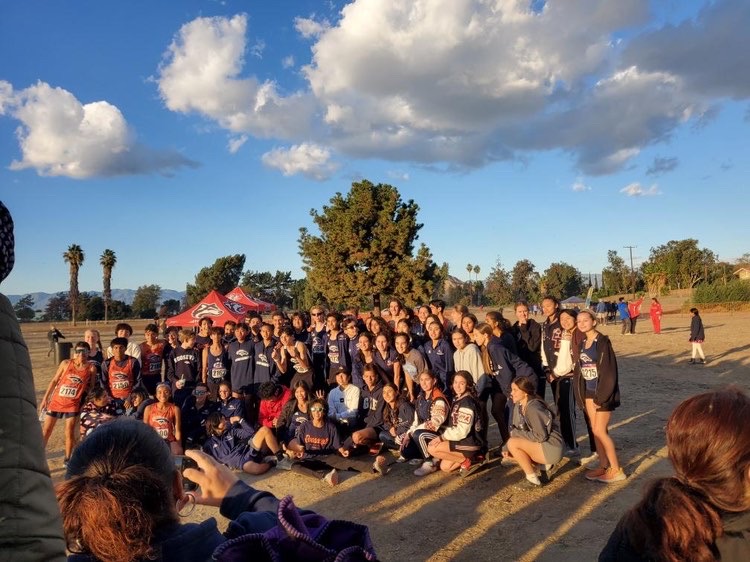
(37, 295), (629, 489)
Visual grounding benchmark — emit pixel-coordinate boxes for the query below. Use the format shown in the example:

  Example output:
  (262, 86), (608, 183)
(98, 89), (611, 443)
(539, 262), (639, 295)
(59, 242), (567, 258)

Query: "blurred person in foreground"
(58, 417), (377, 561)
(599, 386), (750, 561)
(0, 200), (67, 560)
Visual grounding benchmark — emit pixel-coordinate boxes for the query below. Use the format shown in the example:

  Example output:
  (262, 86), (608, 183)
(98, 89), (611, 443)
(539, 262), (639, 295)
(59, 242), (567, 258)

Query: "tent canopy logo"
(192, 303), (223, 318)
(224, 300), (247, 314)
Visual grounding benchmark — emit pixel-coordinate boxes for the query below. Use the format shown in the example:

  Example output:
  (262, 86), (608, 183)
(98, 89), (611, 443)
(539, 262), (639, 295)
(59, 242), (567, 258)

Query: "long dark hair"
(620, 386), (750, 561)
(57, 418), (178, 562)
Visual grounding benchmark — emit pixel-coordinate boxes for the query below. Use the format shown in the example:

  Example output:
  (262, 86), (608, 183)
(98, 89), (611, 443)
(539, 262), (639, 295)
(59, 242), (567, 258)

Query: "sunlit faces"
(542, 299), (558, 318)
(509, 382), (525, 403)
(461, 315), (476, 334)
(84, 329), (100, 350)
(389, 300), (402, 318)
(248, 317), (261, 330)
(280, 331), (294, 346)
(382, 385), (397, 404)
(427, 322), (442, 341)
(472, 330), (488, 347)
(515, 304), (530, 323)
(396, 319), (411, 335)
(344, 323), (359, 337)
(294, 385), (308, 403)
(394, 334), (410, 354)
(560, 312), (577, 331)
(452, 373), (469, 396)
(425, 316), (438, 332)
(112, 344), (127, 359)
(310, 309), (324, 323)
(375, 334), (390, 353)
(260, 325), (273, 341)
(234, 324), (248, 341)
(292, 315), (305, 331)
(451, 330), (468, 350)
(418, 372), (436, 393)
(576, 311), (597, 333)
(156, 384), (171, 403)
(335, 370), (351, 387)
(363, 368), (377, 388)
(167, 330), (179, 346)
(218, 384), (232, 399)
(116, 328), (131, 338)
(417, 306), (430, 323)
(358, 333), (373, 352)
(326, 315), (339, 332)
(144, 328), (158, 343)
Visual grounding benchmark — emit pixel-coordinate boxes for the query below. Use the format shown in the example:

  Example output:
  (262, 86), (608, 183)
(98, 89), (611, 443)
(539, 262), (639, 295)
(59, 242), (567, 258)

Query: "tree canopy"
(540, 262), (583, 300)
(186, 254), (246, 305)
(641, 239), (716, 290)
(241, 270), (295, 308)
(14, 294), (35, 321)
(484, 260), (512, 306)
(132, 284), (162, 318)
(509, 259), (541, 304)
(298, 180), (438, 308)
(63, 244), (84, 325)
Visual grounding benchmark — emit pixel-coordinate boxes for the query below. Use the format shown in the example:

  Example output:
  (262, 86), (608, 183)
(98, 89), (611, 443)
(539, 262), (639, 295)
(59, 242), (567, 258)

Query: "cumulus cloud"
(646, 156), (679, 176)
(620, 182), (660, 196)
(387, 170), (410, 181)
(0, 80), (196, 178)
(155, 1), (745, 178)
(623, 0), (750, 99)
(261, 143), (339, 180)
(157, 14), (315, 139)
(294, 16), (330, 38)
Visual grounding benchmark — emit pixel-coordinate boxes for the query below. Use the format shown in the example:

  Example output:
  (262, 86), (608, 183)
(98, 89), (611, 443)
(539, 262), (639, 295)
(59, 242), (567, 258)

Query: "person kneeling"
(204, 412), (290, 474)
(503, 375), (564, 487)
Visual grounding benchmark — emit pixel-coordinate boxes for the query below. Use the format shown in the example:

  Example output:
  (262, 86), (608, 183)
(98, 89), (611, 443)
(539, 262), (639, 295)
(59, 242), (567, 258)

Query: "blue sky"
(1, 0), (748, 296)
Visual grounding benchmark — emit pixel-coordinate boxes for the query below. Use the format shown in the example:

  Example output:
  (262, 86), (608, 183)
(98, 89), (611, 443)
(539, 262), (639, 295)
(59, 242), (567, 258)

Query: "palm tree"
(100, 249), (117, 323)
(466, 263), (473, 282)
(473, 264), (480, 281)
(63, 244), (85, 326)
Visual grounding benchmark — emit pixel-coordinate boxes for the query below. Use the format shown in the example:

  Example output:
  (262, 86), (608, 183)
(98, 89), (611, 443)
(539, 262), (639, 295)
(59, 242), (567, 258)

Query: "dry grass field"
(24, 297), (750, 561)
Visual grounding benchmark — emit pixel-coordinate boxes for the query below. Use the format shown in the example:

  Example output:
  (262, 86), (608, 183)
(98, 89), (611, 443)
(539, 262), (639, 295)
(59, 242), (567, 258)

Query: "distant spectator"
(46, 325), (65, 357)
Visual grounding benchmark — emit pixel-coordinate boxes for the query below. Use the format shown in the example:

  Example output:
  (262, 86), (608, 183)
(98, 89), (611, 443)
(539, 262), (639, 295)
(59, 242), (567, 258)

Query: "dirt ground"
(25, 299), (750, 561)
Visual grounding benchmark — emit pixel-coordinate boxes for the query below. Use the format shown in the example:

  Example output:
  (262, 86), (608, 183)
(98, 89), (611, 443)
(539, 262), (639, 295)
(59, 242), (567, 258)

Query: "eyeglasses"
(310, 407), (324, 412)
(194, 390), (208, 396)
(311, 312), (323, 316)
(74, 349), (88, 354)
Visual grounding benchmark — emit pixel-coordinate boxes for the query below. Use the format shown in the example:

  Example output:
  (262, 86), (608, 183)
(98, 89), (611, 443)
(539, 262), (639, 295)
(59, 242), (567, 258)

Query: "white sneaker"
(414, 461), (438, 476)
(396, 455), (408, 463)
(579, 451), (599, 466)
(525, 473), (542, 486)
(408, 458), (423, 466)
(323, 468), (339, 487)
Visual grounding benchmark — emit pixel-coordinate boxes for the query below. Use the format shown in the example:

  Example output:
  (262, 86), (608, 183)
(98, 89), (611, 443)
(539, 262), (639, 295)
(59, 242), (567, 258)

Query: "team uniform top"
(401, 347), (427, 382)
(227, 339), (254, 390)
(218, 397), (246, 420)
(167, 345), (201, 386)
(140, 341), (166, 378)
(203, 419), (261, 469)
(296, 419), (341, 455)
(360, 382), (385, 428)
(442, 394), (484, 456)
(421, 338), (455, 389)
(410, 387), (449, 433)
(101, 356), (141, 400)
(206, 347), (230, 382)
(147, 403), (178, 442)
(323, 332), (351, 381)
(373, 348), (399, 385)
(47, 360), (96, 413)
(253, 339), (279, 387)
(383, 400), (416, 443)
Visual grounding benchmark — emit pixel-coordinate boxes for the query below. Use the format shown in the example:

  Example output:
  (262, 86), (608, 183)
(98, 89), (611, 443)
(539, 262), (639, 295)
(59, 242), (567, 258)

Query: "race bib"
(112, 381), (130, 390)
(157, 428), (169, 439)
(581, 363), (598, 381)
(58, 385), (78, 398)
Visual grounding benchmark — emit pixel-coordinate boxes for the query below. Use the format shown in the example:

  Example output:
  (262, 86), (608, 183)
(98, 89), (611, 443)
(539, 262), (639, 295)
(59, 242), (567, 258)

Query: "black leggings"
(480, 377), (509, 446)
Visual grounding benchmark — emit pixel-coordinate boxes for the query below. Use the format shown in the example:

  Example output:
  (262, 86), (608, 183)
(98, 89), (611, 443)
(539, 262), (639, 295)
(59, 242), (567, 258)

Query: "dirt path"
(26, 309), (749, 561)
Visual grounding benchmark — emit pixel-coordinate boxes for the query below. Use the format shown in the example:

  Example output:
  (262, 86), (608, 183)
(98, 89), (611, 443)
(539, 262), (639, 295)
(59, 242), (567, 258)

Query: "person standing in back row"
(46, 325), (65, 358)
(649, 297), (663, 334)
(617, 298), (630, 335)
(628, 295), (645, 334)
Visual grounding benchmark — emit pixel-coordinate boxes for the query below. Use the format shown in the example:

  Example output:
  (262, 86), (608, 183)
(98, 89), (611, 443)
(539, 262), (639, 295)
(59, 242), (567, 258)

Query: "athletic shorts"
(46, 411), (78, 419)
(235, 446), (264, 468)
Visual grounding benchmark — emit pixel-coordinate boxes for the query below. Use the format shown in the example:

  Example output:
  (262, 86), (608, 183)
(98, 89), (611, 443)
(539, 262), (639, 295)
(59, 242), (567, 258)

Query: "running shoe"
(459, 458), (481, 478)
(543, 463), (560, 481)
(408, 458), (423, 466)
(585, 467), (608, 481)
(414, 461), (438, 476)
(525, 473), (542, 486)
(372, 455), (390, 476)
(579, 451), (599, 466)
(323, 468), (339, 487)
(596, 467), (626, 483)
(276, 457), (294, 471)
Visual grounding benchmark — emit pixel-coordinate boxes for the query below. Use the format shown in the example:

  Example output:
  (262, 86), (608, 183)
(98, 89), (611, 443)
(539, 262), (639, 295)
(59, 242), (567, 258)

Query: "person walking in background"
(649, 297), (663, 334)
(595, 300), (608, 326)
(46, 324), (65, 357)
(627, 295), (645, 334)
(688, 308), (706, 365)
(617, 298), (630, 335)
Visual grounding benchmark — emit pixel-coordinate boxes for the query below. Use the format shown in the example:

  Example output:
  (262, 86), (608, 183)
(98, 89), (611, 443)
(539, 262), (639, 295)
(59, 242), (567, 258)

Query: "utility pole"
(624, 245), (637, 299)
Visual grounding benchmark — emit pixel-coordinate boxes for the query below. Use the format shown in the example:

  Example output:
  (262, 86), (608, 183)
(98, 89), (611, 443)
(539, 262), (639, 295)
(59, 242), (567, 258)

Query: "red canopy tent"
(166, 290), (249, 328)
(225, 287), (276, 313)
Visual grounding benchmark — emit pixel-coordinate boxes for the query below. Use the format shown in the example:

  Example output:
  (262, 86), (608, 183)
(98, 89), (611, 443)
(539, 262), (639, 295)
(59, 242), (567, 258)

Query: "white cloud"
(249, 39), (265, 59)
(157, 14), (315, 139)
(572, 179), (590, 192)
(227, 134), (248, 154)
(261, 143), (339, 180)
(620, 182), (660, 196)
(282, 55), (295, 69)
(294, 16), (330, 39)
(387, 170), (410, 181)
(155, 1), (745, 177)
(0, 80), (195, 178)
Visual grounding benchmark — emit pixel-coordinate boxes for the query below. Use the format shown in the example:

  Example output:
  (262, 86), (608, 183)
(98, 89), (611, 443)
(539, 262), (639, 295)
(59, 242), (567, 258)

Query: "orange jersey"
(47, 360), (95, 413)
(140, 340), (166, 377)
(104, 357), (138, 399)
(147, 403), (178, 442)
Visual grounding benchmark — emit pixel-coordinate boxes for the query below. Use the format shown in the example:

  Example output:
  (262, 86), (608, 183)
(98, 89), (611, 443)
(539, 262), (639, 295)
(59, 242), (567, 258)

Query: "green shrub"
(692, 279), (750, 303)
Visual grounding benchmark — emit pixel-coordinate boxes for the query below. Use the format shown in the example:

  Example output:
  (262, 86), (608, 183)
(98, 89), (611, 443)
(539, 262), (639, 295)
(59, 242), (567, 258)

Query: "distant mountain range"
(5, 289), (186, 312)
